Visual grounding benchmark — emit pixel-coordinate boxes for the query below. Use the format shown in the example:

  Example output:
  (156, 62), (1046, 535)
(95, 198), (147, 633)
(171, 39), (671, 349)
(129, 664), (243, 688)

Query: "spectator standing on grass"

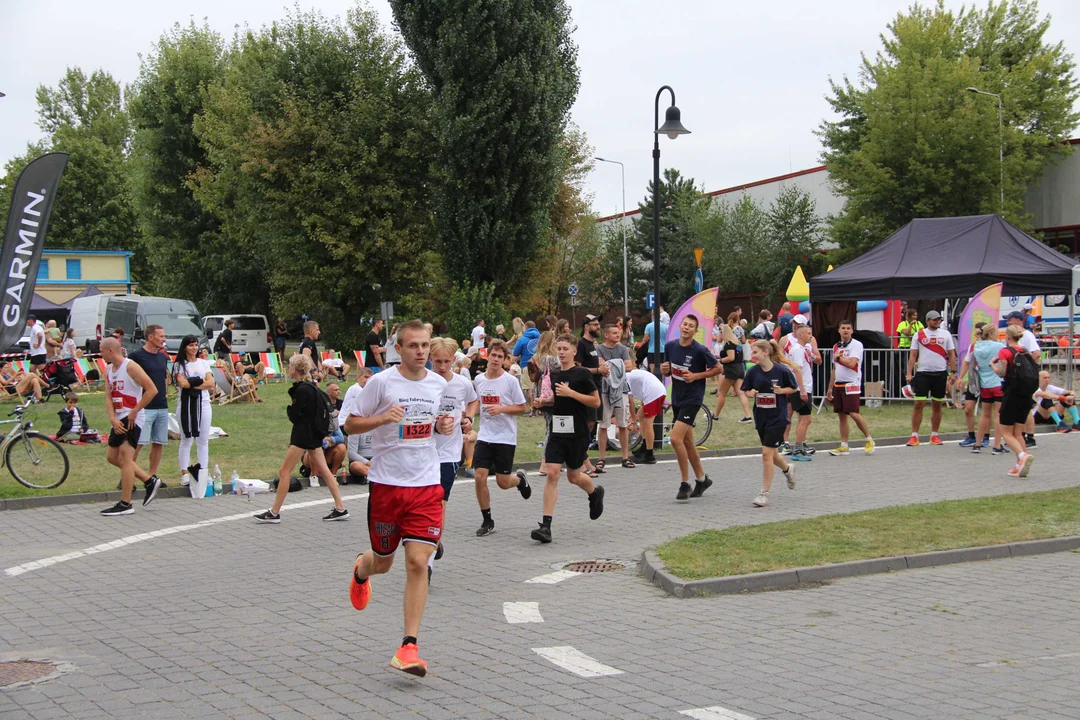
(130, 324), (169, 490)
(471, 319), (486, 350)
(45, 320), (62, 359)
(366, 319), (386, 371)
(596, 323), (633, 470)
(27, 316), (46, 373)
(60, 328), (77, 360)
(299, 320), (325, 381)
(512, 321), (541, 410)
(826, 320), (875, 456)
(275, 318), (289, 363)
(173, 335), (214, 487)
(385, 323), (401, 369)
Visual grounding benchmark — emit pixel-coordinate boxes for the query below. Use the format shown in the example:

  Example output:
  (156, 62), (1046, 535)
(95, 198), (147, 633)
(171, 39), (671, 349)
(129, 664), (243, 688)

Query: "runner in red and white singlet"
(905, 310), (956, 446)
(100, 338), (159, 516)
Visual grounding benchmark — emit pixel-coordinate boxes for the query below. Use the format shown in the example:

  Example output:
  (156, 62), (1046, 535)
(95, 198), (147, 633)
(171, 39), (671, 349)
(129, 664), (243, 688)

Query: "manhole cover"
(564, 560), (625, 573)
(0, 660), (56, 688)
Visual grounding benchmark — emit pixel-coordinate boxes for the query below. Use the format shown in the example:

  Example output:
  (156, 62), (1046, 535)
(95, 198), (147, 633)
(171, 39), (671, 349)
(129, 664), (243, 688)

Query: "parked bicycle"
(1, 400), (69, 489)
(628, 401), (714, 456)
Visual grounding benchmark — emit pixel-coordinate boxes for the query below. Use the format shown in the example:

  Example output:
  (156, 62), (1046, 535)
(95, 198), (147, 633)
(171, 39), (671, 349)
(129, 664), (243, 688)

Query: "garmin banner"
(0, 153), (68, 350)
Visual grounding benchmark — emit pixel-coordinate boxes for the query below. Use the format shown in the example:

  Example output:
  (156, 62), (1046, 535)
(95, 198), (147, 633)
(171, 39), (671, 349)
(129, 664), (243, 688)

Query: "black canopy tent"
(810, 215), (1075, 302)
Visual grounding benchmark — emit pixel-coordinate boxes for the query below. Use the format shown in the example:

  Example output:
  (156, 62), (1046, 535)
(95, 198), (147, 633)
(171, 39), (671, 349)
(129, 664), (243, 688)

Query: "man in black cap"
(905, 310), (956, 446)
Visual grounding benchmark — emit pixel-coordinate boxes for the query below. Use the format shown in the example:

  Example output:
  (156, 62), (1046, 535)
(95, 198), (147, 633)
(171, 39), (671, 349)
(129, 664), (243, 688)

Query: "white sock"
(427, 552), (435, 569)
(840, 441), (849, 448)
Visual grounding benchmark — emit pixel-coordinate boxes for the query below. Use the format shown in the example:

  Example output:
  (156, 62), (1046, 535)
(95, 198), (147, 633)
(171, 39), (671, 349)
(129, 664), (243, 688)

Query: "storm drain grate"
(0, 660), (56, 688)
(564, 561), (625, 573)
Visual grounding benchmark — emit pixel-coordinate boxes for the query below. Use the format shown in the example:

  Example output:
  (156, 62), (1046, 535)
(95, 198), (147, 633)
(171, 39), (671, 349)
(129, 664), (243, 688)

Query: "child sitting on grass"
(57, 392), (89, 441)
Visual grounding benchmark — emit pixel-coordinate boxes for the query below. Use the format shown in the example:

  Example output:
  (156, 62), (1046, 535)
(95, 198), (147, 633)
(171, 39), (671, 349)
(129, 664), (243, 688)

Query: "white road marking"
(679, 707), (756, 720)
(524, 569), (581, 584)
(532, 646), (623, 677)
(503, 601), (544, 624)
(977, 651), (1080, 668)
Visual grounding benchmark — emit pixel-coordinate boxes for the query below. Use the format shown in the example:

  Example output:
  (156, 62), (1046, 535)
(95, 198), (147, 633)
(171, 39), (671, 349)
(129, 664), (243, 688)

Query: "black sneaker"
(101, 501), (133, 517)
(299, 462), (311, 478)
(676, 482), (691, 501)
(476, 519), (495, 537)
(1025, 435), (1037, 448)
(435, 542), (444, 561)
(588, 484), (605, 520)
(142, 475), (162, 507)
(641, 452), (657, 465)
(516, 470), (532, 500)
(427, 566), (432, 585)
(254, 510), (281, 524)
(531, 523), (552, 543)
(689, 476), (713, 498)
(323, 507), (350, 521)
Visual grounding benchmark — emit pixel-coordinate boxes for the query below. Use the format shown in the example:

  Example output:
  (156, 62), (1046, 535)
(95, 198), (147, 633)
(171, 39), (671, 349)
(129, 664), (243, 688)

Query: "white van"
(69, 295), (206, 355)
(202, 315), (271, 354)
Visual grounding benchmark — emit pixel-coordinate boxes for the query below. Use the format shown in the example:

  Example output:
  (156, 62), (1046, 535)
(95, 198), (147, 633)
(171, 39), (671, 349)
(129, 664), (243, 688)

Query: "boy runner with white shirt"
(826, 320), (875, 455)
(472, 340), (531, 537)
(905, 310), (957, 446)
(785, 325), (817, 461)
(345, 320), (456, 677)
(429, 337), (479, 580)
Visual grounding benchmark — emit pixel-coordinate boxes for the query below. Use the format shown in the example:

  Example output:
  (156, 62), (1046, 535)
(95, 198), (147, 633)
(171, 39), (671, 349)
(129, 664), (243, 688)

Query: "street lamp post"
(595, 156), (628, 318)
(651, 85), (690, 450)
(966, 86), (1004, 214)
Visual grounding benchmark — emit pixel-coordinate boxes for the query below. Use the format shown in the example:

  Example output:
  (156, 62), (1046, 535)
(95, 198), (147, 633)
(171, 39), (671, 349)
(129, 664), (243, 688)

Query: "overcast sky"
(2, 0), (1078, 217)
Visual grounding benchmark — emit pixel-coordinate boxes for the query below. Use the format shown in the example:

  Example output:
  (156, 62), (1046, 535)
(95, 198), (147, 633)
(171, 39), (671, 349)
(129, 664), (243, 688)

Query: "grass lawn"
(0, 378), (969, 499)
(656, 488), (1080, 581)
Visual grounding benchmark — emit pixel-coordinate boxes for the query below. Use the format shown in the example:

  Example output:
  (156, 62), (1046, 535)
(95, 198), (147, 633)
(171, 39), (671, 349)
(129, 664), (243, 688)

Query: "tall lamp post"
(595, 156), (628, 317)
(651, 86), (690, 447)
(966, 86), (1003, 214)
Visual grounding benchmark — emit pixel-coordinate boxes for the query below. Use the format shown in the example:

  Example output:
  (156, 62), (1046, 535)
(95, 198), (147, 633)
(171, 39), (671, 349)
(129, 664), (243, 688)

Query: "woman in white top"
(173, 334), (215, 486)
(59, 328), (77, 360)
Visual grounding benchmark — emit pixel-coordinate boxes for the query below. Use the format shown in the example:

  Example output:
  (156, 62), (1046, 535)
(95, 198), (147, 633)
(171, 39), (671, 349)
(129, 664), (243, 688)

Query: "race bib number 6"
(553, 415), (575, 434)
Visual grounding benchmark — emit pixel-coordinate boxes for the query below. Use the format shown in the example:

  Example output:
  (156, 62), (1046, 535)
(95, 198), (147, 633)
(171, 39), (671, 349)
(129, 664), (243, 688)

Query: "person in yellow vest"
(896, 309), (924, 349)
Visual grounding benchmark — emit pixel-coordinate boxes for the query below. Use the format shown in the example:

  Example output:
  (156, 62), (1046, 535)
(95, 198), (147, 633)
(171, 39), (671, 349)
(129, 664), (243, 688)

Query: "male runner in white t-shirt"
(905, 310), (956, 446)
(345, 321), (455, 677)
(472, 339), (530, 537)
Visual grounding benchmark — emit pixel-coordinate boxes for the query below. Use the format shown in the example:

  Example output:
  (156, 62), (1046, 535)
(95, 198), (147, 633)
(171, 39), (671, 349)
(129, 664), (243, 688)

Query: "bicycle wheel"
(6, 431), (69, 489)
(692, 407), (714, 447)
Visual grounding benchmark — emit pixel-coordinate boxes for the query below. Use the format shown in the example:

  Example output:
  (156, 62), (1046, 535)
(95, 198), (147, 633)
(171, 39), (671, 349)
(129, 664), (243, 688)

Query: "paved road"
(1, 433), (1079, 719)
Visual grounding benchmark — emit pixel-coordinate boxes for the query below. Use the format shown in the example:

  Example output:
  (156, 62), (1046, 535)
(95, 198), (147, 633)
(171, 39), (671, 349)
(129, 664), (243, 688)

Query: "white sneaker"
(783, 464), (796, 490)
(180, 475), (190, 487)
(752, 491), (770, 507)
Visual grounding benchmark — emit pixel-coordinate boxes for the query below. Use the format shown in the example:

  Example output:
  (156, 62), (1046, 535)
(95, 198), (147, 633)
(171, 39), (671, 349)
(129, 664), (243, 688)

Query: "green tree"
(443, 282), (509, 343)
(190, 7), (438, 350)
(389, 0), (580, 293)
(628, 168), (710, 310)
(127, 22), (256, 312)
(1, 69), (142, 273)
(819, 0), (1079, 258)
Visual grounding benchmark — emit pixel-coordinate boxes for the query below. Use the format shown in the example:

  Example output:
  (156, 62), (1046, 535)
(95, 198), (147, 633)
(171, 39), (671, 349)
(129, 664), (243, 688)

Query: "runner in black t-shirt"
(662, 314), (721, 501)
(530, 333), (605, 544)
(742, 339), (799, 508)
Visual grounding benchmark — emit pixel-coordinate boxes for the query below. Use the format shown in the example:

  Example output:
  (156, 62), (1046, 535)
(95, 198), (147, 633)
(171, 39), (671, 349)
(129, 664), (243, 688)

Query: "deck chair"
(70, 358), (91, 390)
(352, 350), (366, 370)
(213, 362), (257, 404)
(259, 352), (283, 381)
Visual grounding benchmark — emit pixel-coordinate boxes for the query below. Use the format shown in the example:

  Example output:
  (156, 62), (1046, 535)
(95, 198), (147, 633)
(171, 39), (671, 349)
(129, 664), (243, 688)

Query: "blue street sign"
(645, 292), (655, 309)
(568, 283), (578, 297)
(693, 268), (704, 293)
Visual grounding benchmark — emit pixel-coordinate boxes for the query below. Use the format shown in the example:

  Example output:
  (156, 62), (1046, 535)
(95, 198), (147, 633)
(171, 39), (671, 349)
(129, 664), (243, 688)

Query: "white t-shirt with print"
(913, 327), (955, 373)
(832, 338), (864, 385)
(474, 371), (526, 445)
(435, 372), (477, 463)
(351, 367), (447, 488)
(788, 342), (813, 394)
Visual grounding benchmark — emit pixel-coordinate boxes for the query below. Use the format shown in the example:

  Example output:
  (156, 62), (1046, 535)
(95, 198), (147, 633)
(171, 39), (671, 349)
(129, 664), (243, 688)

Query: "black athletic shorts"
(999, 391), (1035, 426)
(911, 371), (949, 401)
(964, 390), (978, 403)
(473, 440), (516, 475)
(544, 434), (589, 471)
(722, 363), (744, 381)
(108, 424), (141, 449)
(672, 404), (701, 426)
(790, 395), (812, 417)
(757, 426), (786, 448)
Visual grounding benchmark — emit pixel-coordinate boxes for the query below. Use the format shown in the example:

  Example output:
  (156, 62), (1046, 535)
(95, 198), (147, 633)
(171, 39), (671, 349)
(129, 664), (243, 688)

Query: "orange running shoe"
(905, 436), (920, 447)
(390, 643), (428, 677)
(350, 555), (371, 611)
(929, 435), (943, 446)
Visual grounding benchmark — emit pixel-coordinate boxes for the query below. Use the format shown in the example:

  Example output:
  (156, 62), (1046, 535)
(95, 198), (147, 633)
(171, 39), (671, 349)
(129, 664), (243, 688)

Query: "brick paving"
(1, 433), (1079, 718)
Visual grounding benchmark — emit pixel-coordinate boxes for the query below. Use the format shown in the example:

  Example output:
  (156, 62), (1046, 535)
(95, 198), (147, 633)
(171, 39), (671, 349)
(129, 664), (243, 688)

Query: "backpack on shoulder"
(1006, 347), (1039, 392)
(311, 383), (337, 437)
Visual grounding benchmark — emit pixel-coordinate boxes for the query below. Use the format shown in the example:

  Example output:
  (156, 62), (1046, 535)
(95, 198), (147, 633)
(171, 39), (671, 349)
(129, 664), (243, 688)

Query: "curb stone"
(0, 425), (1056, 511)
(642, 535), (1080, 597)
